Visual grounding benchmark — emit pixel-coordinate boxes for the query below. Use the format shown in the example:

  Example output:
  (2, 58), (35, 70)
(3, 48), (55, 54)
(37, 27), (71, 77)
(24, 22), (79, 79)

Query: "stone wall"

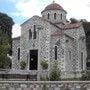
(20, 16), (62, 71)
(12, 37), (20, 69)
(0, 81), (90, 90)
(41, 10), (67, 24)
(12, 15), (87, 79)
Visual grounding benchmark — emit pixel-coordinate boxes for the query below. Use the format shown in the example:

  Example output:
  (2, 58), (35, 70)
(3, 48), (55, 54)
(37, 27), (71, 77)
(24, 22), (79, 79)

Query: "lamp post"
(36, 25), (43, 80)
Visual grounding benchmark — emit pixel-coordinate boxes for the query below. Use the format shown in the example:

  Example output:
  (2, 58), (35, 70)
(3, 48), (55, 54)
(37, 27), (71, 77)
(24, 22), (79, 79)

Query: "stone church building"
(12, 2), (87, 79)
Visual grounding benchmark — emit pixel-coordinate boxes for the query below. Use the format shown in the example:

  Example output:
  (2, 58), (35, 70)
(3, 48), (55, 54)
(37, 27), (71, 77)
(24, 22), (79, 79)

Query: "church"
(12, 2), (87, 79)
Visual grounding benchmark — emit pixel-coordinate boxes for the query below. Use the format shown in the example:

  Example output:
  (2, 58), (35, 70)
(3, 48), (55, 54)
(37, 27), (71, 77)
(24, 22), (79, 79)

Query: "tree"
(70, 18), (79, 24)
(0, 35), (10, 68)
(0, 12), (14, 68)
(0, 12), (14, 55)
(49, 61), (61, 81)
(82, 22), (90, 68)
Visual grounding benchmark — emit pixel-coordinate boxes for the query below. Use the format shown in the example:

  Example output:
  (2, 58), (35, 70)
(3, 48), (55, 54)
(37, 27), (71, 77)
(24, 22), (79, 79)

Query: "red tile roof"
(55, 22), (82, 30)
(51, 23), (82, 36)
(41, 3), (65, 13)
(51, 31), (63, 36)
(62, 23), (82, 30)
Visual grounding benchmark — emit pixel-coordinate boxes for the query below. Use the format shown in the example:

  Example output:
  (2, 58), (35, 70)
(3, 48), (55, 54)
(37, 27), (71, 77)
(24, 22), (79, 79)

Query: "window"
(55, 46), (57, 60)
(29, 29), (32, 39)
(47, 13), (50, 19)
(69, 51), (71, 60)
(81, 52), (83, 70)
(54, 13), (56, 19)
(18, 48), (20, 60)
(61, 14), (62, 20)
(66, 39), (69, 43)
(33, 25), (36, 39)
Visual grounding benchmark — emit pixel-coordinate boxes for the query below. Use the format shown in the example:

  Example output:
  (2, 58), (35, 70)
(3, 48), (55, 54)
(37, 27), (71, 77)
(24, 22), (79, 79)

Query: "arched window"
(61, 14), (62, 20)
(68, 51), (71, 60)
(33, 25), (36, 39)
(47, 13), (50, 19)
(55, 46), (57, 60)
(54, 13), (56, 19)
(81, 52), (83, 70)
(18, 48), (20, 60)
(29, 29), (32, 39)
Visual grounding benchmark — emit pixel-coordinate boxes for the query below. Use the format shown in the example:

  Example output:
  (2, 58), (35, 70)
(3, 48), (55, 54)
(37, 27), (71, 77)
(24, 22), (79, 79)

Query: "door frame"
(29, 49), (38, 70)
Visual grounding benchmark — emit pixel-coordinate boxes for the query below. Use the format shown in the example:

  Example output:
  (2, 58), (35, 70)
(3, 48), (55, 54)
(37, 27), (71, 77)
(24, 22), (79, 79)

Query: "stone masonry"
(12, 2), (87, 79)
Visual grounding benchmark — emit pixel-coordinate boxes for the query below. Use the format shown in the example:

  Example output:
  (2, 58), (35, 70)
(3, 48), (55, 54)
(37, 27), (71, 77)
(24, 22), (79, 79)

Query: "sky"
(0, 0), (90, 38)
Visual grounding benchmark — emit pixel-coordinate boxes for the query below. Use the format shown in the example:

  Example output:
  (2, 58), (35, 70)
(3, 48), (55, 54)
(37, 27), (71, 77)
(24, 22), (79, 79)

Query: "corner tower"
(41, 2), (67, 24)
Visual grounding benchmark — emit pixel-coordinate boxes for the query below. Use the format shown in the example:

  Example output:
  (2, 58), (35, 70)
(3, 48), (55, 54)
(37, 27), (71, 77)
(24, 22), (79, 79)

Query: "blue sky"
(0, 0), (90, 37)
(0, 0), (27, 24)
(0, 0), (51, 24)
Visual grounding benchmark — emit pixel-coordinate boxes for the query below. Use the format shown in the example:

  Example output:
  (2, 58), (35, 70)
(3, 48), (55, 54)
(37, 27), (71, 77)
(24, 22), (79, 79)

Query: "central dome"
(42, 3), (64, 13)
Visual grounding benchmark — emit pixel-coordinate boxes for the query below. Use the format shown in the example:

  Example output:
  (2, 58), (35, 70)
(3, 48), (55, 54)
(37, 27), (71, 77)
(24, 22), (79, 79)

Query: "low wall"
(0, 81), (90, 90)
(0, 69), (87, 80)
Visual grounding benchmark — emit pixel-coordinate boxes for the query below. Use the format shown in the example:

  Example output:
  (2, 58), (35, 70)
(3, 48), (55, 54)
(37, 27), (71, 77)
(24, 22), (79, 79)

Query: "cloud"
(12, 0), (90, 37)
(14, 0), (42, 18)
(56, 0), (90, 21)
(12, 24), (21, 38)
(11, 0), (51, 18)
(12, 0), (90, 21)
(87, 2), (90, 7)
(11, 12), (21, 17)
(7, 0), (27, 3)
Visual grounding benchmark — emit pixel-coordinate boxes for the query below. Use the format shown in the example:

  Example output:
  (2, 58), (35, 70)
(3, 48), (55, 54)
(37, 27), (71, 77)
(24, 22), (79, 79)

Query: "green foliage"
(41, 60), (48, 70)
(0, 36), (11, 68)
(0, 12), (14, 68)
(0, 12), (14, 34)
(20, 60), (26, 70)
(0, 12), (14, 55)
(82, 22), (90, 62)
(49, 61), (61, 81)
(81, 72), (88, 81)
(83, 22), (90, 33)
(4, 57), (12, 68)
(70, 18), (79, 24)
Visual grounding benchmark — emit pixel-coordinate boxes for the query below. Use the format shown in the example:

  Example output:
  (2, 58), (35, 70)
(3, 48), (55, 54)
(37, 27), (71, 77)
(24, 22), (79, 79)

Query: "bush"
(20, 60), (26, 70)
(41, 60), (48, 70)
(4, 57), (12, 69)
(49, 61), (61, 81)
(81, 73), (88, 80)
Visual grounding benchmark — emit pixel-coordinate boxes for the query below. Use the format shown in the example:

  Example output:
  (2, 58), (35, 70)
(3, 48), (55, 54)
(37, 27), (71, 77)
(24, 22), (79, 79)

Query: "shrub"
(41, 60), (48, 70)
(49, 61), (61, 81)
(20, 60), (26, 70)
(81, 73), (88, 80)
